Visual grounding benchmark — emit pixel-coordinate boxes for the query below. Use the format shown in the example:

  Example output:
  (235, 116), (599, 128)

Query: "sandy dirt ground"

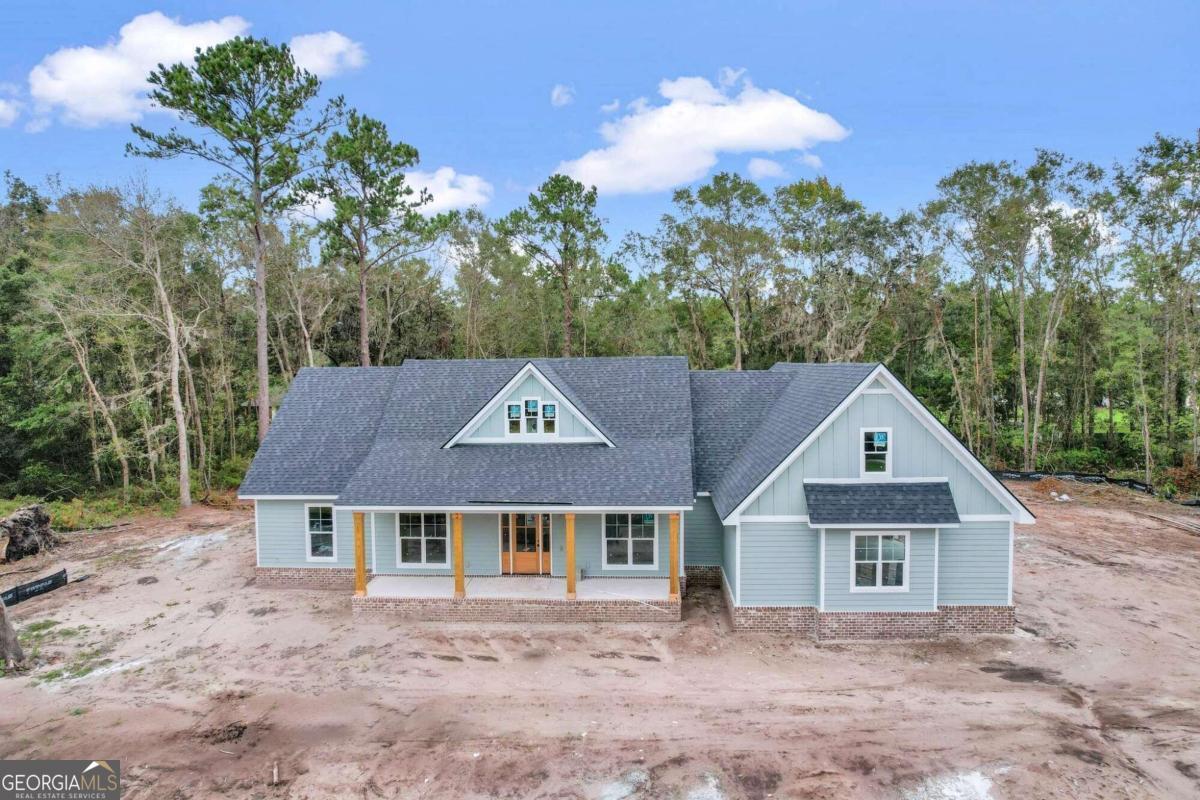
(2, 482), (1199, 799)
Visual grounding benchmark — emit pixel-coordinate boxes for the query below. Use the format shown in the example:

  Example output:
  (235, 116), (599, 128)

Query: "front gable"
(443, 362), (613, 448)
(728, 366), (1033, 524)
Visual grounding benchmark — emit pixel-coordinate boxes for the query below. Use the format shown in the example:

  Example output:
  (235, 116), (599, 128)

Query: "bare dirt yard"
(2, 482), (1199, 799)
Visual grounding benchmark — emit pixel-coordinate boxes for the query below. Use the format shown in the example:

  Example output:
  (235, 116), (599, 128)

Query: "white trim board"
(442, 361), (614, 448)
(722, 364), (1035, 525)
(337, 504), (693, 514)
(240, 494), (338, 501)
(817, 522), (959, 530)
(802, 477), (949, 484)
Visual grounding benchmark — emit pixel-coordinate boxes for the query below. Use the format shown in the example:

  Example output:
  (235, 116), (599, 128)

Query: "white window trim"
(540, 399), (559, 435)
(395, 512), (450, 569)
(304, 503), (337, 563)
(860, 426), (893, 478)
(601, 512), (660, 570)
(503, 401), (523, 437)
(849, 530), (910, 593)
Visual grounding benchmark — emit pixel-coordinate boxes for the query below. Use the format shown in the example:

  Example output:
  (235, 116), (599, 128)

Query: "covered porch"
(365, 574), (672, 601)
(348, 510), (683, 602)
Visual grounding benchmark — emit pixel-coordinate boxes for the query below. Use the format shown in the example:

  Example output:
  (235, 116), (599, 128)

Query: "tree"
(298, 111), (448, 366)
(654, 173), (775, 370)
(498, 175), (607, 357)
(129, 36), (342, 443)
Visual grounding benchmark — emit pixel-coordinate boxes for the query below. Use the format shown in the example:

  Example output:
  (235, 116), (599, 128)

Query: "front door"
(501, 513), (551, 574)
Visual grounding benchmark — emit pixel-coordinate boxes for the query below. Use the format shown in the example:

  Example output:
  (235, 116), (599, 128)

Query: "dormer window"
(505, 398), (559, 437)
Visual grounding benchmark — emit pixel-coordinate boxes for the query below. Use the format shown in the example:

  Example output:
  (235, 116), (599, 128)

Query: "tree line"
(0, 36), (1197, 510)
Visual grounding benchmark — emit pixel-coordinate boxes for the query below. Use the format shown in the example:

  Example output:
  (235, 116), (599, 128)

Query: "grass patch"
(0, 485), (181, 532)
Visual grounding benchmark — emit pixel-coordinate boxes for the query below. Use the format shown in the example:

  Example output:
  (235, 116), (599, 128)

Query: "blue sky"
(0, 1), (1196, 238)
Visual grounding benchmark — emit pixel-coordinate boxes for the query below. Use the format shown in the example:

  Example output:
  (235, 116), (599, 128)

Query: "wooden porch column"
(668, 512), (680, 601)
(565, 513), (576, 600)
(452, 512), (465, 599)
(353, 512), (367, 597)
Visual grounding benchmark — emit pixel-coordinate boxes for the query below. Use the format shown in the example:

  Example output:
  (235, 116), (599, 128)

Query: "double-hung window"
(603, 513), (657, 568)
(397, 513), (448, 567)
(505, 398), (558, 436)
(306, 505), (335, 561)
(852, 532), (907, 591)
(861, 428), (891, 476)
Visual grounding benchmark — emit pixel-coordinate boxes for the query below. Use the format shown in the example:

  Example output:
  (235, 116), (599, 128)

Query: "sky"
(0, 1), (1197, 239)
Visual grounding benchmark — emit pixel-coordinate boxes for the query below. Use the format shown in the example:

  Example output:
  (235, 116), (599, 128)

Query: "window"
(603, 513), (657, 568)
(861, 428), (891, 476)
(852, 532), (907, 591)
(504, 397), (559, 437)
(397, 513), (448, 567)
(306, 505), (335, 561)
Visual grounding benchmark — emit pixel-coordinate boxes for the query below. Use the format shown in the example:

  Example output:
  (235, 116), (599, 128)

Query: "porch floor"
(365, 575), (671, 601)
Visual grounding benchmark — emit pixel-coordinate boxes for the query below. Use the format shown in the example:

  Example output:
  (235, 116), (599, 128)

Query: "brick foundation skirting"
(255, 566), (361, 589)
(726, 603), (1015, 639)
(684, 565), (722, 589)
(351, 595), (681, 623)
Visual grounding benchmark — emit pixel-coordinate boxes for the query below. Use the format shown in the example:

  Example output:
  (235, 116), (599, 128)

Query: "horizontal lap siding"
(371, 512), (499, 576)
(744, 392), (1008, 517)
(739, 522), (818, 606)
(256, 500), (369, 569)
(574, 513), (671, 578)
(938, 521), (1010, 605)
(684, 496), (723, 566)
(822, 529), (936, 611)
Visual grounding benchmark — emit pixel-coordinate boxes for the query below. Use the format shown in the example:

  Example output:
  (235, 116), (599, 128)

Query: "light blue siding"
(256, 500), (372, 569)
(464, 373), (595, 440)
(743, 390), (1008, 517)
(938, 521), (1011, 605)
(722, 524), (738, 598)
(572, 513), (672, 578)
(739, 521), (819, 606)
(370, 512), (500, 575)
(684, 496), (724, 565)
(821, 529), (937, 611)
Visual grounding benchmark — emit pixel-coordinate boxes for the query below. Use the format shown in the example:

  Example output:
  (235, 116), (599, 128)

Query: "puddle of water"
(903, 771), (994, 800)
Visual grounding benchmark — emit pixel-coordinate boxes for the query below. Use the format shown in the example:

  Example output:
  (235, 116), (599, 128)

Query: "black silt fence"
(1, 568), (68, 607)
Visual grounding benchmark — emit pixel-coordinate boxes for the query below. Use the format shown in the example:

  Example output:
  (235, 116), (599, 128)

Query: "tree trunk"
(2, 505), (58, 562)
(359, 263), (372, 367)
(181, 344), (209, 497)
(86, 392), (102, 485)
(1, 601), (23, 669)
(158, 276), (192, 509)
(253, 188), (271, 444)
(560, 268), (573, 357)
(1015, 266), (1031, 470)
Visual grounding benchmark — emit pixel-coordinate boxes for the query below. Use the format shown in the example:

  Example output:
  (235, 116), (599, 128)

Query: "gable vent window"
(506, 403), (522, 434)
(524, 399), (539, 433)
(542, 403), (556, 434)
(861, 428), (891, 476)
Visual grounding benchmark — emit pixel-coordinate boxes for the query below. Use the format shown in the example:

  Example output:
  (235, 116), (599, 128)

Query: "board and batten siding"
(256, 500), (372, 569)
(463, 373), (594, 440)
(742, 390), (1007, 517)
(937, 521), (1010, 605)
(738, 521), (819, 606)
(683, 496), (724, 566)
(722, 524), (738, 598)
(821, 529), (937, 611)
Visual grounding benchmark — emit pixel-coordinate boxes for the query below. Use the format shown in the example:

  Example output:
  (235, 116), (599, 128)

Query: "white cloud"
(28, 12), (250, 127)
(550, 84), (575, 108)
(600, 98), (620, 114)
(289, 31), (366, 77)
(800, 152), (823, 170)
(408, 167), (493, 214)
(558, 72), (848, 194)
(0, 99), (20, 127)
(747, 157), (784, 180)
(25, 13), (365, 129)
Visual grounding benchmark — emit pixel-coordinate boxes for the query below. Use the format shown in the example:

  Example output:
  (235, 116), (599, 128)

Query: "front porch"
(366, 574), (672, 601)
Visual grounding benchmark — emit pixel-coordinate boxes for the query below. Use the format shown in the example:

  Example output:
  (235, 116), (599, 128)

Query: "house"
(238, 356), (1034, 638)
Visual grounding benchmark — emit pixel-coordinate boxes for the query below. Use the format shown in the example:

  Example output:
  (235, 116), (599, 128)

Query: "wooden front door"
(501, 513), (551, 574)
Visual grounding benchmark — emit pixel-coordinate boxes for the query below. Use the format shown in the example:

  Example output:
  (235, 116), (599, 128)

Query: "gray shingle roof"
(689, 371), (793, 494)
(238, 367), (403, 497)
(705, 363), (879, 519)
(804, 481), (961, 526)
(243, 357), (695, 507)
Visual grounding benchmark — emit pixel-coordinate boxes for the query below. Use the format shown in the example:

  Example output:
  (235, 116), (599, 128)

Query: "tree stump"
(1, 505), (58, 563)
(0, 600), (22, 669)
